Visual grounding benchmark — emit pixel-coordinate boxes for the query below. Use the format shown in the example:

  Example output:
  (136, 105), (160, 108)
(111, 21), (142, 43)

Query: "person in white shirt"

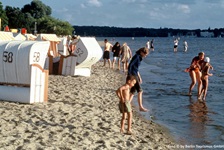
(183, 40), (188, 52)
(174, 38), (178, 52)
(145, 40), (150, 49)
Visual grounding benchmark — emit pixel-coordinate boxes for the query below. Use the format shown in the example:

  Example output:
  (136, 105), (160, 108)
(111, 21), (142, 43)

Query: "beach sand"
(0, 62), (176, 149)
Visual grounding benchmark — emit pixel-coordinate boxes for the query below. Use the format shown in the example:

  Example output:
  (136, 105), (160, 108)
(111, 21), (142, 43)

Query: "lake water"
(96, 37), (224, 146)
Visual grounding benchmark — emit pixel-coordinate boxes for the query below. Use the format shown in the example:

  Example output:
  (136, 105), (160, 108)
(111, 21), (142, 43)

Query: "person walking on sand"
(199, 57), (213, 101)
(185, 52), (205, 98)
(112, 42), (121, 70)
(174, 38), (178, 52)
(116, 75), (136, 135)
(120, 42), (132, 72)
(103, 39), (113, 68)
(128, 47), (149, 112)
(183, 40), (188, 52)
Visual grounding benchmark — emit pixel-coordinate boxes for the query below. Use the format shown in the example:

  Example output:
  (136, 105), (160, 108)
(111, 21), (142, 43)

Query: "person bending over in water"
(199, 57), (213, 101)
(128, 47), (149, 112)
(116, 75), (136, 135)
(185, 52), (205, 98)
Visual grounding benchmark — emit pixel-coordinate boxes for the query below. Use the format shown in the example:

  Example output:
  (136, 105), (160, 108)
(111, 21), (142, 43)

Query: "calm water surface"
(97, 37), (224, 145)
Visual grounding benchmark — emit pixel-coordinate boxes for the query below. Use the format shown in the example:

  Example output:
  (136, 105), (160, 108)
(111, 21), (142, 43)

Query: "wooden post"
(44, 70), (49, 102)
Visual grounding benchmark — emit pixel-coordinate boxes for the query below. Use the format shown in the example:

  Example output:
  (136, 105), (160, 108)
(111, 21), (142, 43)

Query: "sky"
(1, 0), (224, 30)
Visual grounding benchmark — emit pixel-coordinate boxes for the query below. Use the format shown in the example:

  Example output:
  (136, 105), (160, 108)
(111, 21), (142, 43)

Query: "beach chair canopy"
(0, 31), (14, 41)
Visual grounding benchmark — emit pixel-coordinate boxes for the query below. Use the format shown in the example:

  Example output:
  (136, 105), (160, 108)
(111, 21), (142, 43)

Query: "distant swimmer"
(145, 39), (150, 49)
(183, 40), (188, 52)
(150, 39), (154, 51)
(174, 38), (178, 52)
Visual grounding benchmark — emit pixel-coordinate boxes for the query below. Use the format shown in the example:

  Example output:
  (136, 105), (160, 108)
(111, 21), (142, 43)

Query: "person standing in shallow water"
(199, 57), (213, 101)
(183, 40), (188, 52)
(185, 52), (205, 98)
(145, 40), (150, 49)
(103, 39), (113, 68)
(174, 38), (178, 52)
(127, 47), (149, 112)
(150, 39), (154, 51)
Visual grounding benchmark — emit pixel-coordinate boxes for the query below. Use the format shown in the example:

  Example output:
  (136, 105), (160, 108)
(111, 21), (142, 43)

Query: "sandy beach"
(0, 62), (176, 149)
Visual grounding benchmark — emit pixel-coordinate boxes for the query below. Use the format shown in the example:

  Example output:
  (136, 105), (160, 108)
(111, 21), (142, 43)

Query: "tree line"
(74, 26), (224, 37)
(0, 0), (73, 35)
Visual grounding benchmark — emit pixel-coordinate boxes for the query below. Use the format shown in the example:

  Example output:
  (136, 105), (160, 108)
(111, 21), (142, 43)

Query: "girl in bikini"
(186, 52), (205, 98)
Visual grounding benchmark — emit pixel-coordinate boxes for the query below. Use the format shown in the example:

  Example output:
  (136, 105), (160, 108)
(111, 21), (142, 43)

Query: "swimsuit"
(119, 101), (132, 113)
(103, 51), (110, 59)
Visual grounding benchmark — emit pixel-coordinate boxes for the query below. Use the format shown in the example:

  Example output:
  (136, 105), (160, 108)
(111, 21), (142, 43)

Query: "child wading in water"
(116, 76), (136, 135)
(199, 57), (213, 101)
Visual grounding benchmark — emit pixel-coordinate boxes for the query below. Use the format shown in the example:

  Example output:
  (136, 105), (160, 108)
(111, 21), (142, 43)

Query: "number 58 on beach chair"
(0, 41), (50, 103)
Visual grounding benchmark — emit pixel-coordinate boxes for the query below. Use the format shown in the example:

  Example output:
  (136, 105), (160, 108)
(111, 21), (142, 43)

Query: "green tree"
(5, 6), (24, 29)
(21, 0), (51, 19)
(38, 16), (74, 35)
(5, 6), (36, 33)
(0, 2), (8, 30)
(21, 13), (35, 33)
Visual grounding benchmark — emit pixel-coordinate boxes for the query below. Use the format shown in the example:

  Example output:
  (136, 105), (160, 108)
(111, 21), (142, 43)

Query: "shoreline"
(0, 61), (176, 149)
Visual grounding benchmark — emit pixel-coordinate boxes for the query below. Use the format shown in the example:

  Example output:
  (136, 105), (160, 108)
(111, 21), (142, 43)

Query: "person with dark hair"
(127, 47), (149, 112)
(112, 42), (121, 70)
(116, 75), (136, 134)
(150, 39), (154, 51)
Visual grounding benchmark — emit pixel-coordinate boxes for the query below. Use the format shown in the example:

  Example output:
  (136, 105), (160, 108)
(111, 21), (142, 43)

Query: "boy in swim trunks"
(116, 75), (136, 135)
(103, 39), (113, 68)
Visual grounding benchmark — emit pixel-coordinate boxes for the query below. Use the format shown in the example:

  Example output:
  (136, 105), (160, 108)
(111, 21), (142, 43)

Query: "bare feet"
(139, 107), (148, 112)
(188, 92), (192, 96)
(120, 129), (124, 133)
(127, 131), (132, 135)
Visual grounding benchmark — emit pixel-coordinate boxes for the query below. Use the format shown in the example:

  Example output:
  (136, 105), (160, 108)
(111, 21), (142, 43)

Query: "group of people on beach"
(103, 38), (213, 135)
(103, 39), (133, 72)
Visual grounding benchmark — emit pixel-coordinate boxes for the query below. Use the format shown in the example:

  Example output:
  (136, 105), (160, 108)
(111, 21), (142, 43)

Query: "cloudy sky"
(1, 0), (224, 30)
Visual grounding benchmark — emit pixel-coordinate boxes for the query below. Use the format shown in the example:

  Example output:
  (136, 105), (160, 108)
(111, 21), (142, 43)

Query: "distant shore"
(0, 62), (176, 149)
